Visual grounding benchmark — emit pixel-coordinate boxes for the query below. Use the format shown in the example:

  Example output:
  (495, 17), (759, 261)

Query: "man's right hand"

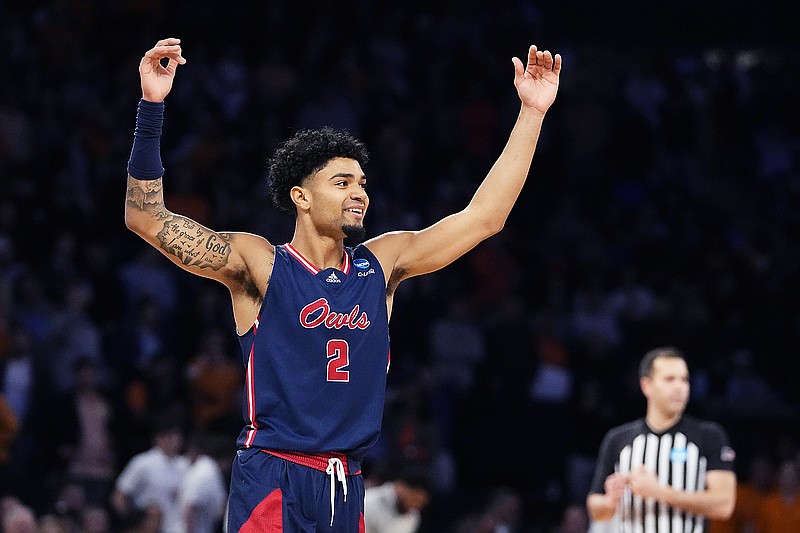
(139, 38), (186, 102)
(588, 472), (630, 522)
(604, 472), (629, 503)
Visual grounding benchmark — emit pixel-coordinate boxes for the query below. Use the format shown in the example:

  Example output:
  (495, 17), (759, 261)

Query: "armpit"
(228, 267), (264, 304)
(386, 266), (407, 297)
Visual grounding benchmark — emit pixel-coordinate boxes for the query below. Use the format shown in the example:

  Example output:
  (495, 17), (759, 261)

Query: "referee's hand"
(604, 472), (629, 501)
(628, 466), (662, 499)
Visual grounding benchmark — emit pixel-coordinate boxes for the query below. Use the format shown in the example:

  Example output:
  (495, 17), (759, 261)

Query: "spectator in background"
(81, 505), (112, 533)
(177, 432), (230, 533)
(184, 329), (242, 434)
(45, 278), (104, 396)
(571, 282), (622, 360)
(119, 504), (163, 533)
(755, 459), (800, 533)
(428, 297), (487, 453)
(551, 503), (589, 533)
(111, 413), (189, 533)
(364, 463), (432, 533)
(37, 513), (69, 533)
(0, 236), (23, 322)
(112, 377), (157, 470)
(723, 349), (788, 418)
(1, 326), (34, 440)
(63, 358), (116, 507)
(709, 455), (774, 533)
(0, 393), (18, 494)
(109, 296), (167, 380)
(118, 248), (179, 320)
(1, 501), (36, 533)
(39, 357), (115, 510)
(12, 273), (55, 357)
(0, 326), (37, 502)
(50, 481), (86, 533)
(484, 487), (523, 533)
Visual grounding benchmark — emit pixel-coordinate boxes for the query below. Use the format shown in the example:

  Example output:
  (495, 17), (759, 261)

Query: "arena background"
(0, 1), (798, 531)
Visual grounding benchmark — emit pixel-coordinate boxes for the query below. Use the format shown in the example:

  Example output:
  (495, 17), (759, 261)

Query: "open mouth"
(344, 207), (364, 219)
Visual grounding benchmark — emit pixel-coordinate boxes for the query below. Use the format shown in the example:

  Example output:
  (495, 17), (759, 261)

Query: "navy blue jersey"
(236, 243), (390, 462)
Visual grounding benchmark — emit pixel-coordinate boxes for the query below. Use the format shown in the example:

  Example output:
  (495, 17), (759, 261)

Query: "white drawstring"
(326, 457), (348, 526)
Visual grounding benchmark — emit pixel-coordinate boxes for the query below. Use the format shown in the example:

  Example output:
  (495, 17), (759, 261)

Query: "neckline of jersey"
(284, 243), (351, 275)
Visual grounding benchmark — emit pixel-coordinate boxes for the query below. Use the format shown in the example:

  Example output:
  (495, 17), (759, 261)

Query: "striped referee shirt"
(589, 415), (735, 533)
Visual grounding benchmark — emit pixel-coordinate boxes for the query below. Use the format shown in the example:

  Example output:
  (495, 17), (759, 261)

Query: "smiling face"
(641, 355), (690, 421)
(292, 157), (369, 240)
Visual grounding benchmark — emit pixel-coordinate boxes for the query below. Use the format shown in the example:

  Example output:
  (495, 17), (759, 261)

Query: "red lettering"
(355, 312), (370, 329)
(299, 298), (329, 328)
(298, 298), (371, 330)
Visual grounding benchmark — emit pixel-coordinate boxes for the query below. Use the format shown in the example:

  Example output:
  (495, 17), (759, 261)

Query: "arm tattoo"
(127, 177), (230, 271)
(156, 218), (231, 271)
(126, 177), (164, 209)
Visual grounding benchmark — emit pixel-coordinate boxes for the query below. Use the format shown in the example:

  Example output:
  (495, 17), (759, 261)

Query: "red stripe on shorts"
(239, 488), (282, 533)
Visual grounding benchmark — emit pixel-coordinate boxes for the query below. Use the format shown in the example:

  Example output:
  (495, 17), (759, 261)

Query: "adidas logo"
(325, 272), (341, 284)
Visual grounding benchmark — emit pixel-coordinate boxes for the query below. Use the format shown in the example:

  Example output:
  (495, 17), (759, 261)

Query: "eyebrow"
(328, 173), (366, 181)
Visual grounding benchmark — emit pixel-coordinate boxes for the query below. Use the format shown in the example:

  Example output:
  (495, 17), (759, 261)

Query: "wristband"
(127, 99), (165, 180)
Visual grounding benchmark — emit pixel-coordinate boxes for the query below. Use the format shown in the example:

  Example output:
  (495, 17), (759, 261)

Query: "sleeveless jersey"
(236, 243), (390, 463)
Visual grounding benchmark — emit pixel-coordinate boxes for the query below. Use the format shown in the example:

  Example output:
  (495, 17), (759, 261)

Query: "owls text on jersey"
(589, 415), (735, 533)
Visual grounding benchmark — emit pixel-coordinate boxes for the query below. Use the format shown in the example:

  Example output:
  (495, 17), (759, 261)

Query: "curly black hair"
(267, 127), (370, 214)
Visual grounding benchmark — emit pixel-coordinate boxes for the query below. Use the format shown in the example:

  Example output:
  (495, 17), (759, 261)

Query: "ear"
(290, 185), (310, 211)
(640, 376), (650, 398)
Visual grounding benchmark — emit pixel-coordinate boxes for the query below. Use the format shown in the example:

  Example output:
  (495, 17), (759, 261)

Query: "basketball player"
(586, 348), (737, 533)
(124, 38), (561, 532)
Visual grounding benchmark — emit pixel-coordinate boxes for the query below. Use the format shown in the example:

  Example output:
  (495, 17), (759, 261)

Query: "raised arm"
(124, 39), (272, 332)
(367, 44), (561, 285)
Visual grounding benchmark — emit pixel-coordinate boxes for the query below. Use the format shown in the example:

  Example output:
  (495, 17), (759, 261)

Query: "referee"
(586, 347), (736, 532)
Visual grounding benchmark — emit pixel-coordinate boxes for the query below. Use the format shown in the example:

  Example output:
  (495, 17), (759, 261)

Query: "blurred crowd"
(1, 1), (799, 532)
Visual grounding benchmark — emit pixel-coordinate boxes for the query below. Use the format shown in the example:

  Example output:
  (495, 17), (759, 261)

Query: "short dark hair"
(639, 347), (685, 379)
(267, 127), (370, 214)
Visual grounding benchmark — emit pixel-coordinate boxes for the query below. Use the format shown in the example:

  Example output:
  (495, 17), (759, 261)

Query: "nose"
(351, 187), (367, 202)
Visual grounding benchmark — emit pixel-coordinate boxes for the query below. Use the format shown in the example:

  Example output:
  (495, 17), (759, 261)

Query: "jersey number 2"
(326, 339), (350, 382)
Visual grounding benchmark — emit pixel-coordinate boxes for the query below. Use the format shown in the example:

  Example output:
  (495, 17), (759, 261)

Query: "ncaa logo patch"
(354, 258), (370, 270)
(670, 447), (687, 463)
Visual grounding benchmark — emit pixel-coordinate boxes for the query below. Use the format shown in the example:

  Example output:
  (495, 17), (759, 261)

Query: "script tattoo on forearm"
(156, 217), (231, 271)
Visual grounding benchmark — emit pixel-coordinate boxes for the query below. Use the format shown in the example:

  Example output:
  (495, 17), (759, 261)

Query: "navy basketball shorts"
(227, 448), (365, 532)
